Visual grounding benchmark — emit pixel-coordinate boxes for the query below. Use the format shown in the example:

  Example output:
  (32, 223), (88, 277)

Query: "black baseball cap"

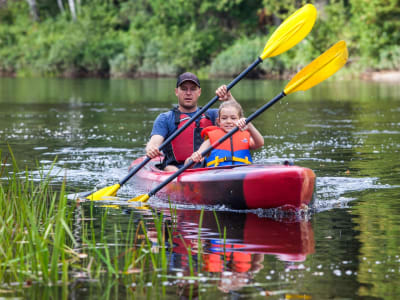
(176, 72), (200, 88)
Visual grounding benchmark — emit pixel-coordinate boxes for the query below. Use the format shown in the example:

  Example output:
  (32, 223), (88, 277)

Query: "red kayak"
(129, 156), (315, 210)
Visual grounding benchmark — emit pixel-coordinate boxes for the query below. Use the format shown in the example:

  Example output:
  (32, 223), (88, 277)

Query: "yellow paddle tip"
(128, 194), (150, 203)
(260, 4), (317, 60)
(86, 184), (121, 201)
(283, 40), (348, 95)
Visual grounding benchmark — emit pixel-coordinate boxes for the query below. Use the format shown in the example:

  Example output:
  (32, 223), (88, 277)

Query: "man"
(146, 72), (233, 171)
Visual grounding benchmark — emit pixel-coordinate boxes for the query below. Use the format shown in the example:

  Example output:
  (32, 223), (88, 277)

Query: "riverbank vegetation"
(0, 151), (186, 295)
(0, 0), (399, 79)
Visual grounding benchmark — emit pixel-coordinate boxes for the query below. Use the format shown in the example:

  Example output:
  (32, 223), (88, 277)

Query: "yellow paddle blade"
(260, 4), (317, 60)
(128, 204), (151, 210)
(86, 184), (121, 201)
(100, 205), (121, 209)
(284, 40), (348, 95)
(128, 194), (150, 203)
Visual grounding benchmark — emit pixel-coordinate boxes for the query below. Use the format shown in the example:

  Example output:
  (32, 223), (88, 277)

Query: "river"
(1, 77), (399, 299)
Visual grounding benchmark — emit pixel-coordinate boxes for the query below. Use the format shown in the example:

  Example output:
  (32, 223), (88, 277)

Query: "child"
(185, 97), (264, 167)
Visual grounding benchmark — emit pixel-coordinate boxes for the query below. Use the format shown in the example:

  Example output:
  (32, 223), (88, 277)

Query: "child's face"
(218, 106), (240, 132)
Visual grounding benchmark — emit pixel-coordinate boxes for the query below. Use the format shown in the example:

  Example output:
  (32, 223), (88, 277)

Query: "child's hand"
(185, 151), (203, 166)
(191, 151), (203, 162)
(236, 118), (248, 131)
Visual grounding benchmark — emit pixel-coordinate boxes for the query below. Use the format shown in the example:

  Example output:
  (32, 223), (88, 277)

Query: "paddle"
(129, 40), (348, 203)
(85, 4), (317, 201)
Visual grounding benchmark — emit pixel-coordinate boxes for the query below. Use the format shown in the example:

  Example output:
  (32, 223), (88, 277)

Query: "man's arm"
(145, 134), (164, 158)
(145, 112), (170, 158)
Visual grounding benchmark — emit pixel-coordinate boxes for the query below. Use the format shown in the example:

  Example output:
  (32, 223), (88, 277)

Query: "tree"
(68, 0), (76, 21)
(26, 0), (39, 21)
(350, 0), (400, 68)
(57, 0), (65, 13)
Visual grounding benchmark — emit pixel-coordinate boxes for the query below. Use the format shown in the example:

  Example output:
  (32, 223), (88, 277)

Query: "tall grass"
(0, 149), (78, 285)
(1, 150), (236, 299)
(0, 150), (174, 291)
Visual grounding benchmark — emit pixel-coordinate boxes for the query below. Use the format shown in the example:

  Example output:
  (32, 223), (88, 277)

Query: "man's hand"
(146, 145), (162, 158)
(145, 135), (164, 158)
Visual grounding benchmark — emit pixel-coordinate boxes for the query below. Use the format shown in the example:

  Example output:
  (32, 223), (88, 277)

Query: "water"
(1, 77), (400, 298)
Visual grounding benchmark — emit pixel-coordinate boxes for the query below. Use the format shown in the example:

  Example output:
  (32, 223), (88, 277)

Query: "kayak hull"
(129, 157), (315, 209)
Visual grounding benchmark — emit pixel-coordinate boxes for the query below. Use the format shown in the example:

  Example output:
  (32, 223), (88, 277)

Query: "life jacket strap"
(206, 156), (252, 167)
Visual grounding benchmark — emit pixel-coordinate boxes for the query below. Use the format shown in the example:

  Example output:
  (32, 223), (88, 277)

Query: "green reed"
(0, 149), (76, 285)
(197, 209), (204, 274)
(0, 150), (173, 291)
(0, 149), (223, 299)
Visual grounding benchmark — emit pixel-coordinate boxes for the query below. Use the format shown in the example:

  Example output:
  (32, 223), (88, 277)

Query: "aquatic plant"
(0, 150), (173, 292)
(0, 150), (246, 298)
(0, 149), (76, 285)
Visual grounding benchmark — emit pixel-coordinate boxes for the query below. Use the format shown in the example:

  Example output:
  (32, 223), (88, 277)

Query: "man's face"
(175, 81), (201, 112)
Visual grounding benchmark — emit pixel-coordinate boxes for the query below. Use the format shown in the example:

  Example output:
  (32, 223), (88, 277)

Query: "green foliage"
(1, 1), (129, 76)
(350, 0), (400, 69)
(109, 36), (144, 77)
(209, 34), (326, 78)
(0, 27), (18, 72)
(0, 0), (400, 77)
(210, 37), (268, 77)
(262, 0), (311, 19)
(378, 45), (400, 70)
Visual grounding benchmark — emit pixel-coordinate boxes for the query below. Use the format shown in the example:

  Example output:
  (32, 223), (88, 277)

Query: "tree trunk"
(57, 0), (65, 13)
(76, 0), (81, 15)
(68, 0), (77, 21)
(26, 0), (39, 21)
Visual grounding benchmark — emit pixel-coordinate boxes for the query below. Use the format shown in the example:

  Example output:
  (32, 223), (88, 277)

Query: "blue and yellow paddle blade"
(284, 40), (348, 95)
(260, 4), (317, 60)
(86, 183), (120, 200)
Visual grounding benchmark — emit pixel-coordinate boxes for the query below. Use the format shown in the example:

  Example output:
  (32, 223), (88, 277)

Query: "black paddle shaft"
(147, 91), (286, 197)
(119, 57), (263, 186)
(158, 56), (264, 151)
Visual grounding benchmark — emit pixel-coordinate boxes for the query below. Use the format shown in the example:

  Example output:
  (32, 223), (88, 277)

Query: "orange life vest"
(201, 126), (253, 167)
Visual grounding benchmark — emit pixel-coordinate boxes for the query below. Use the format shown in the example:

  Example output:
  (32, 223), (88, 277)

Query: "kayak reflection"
(168, 210), (315, 267)
(137, 208), (314, 270)
(126, 207), (314, 295)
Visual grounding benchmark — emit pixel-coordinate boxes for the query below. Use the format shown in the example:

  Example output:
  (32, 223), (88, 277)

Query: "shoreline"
(360, 71), (400, 83)
(1, 70), (400, 83)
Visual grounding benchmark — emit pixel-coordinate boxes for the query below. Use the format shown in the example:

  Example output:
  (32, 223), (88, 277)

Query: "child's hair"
(218, 100), (244, 119)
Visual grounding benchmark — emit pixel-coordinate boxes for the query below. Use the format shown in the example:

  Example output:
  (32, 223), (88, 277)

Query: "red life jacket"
(201, 126), (252, 167)
(163, 107), (213, 166)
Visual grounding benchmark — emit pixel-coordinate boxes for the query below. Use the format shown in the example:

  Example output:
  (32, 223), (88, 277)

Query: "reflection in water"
(136, 208), (314, 294)
(173, 210), (314, 261)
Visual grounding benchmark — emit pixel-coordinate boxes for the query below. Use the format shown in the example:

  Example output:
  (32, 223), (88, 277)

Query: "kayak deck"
(129, 157), (315, 209)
